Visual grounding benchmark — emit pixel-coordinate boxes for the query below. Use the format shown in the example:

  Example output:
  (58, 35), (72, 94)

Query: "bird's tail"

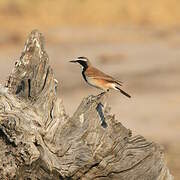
(115, 86), (131, 98)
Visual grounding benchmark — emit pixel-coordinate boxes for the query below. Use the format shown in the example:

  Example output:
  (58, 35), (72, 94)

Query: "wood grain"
(0, 30), (173, 180)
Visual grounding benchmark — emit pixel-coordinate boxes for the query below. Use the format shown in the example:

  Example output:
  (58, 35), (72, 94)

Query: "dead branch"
(0, 30), (173, 180)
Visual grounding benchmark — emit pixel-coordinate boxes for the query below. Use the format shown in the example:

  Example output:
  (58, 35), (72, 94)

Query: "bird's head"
(69, 56), (91, 69)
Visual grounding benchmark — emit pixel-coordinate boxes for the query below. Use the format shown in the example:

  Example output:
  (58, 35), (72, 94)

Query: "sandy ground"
(0, 27), (179, 178)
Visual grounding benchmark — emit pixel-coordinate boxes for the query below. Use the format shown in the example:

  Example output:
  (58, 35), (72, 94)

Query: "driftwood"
(0, 30), (173, 180)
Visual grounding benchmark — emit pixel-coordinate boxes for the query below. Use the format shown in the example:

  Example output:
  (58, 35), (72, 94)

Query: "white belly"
(86, 77), (109, 91)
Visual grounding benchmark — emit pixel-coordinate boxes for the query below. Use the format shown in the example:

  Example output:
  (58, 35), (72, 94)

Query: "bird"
(70, 56), (131, 98)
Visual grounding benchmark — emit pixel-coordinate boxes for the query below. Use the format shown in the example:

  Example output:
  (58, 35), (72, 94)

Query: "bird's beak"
(69, 60), (77, 63)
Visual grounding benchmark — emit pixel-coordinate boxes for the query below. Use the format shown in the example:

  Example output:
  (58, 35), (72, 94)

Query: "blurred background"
(0, 0), (179, 178)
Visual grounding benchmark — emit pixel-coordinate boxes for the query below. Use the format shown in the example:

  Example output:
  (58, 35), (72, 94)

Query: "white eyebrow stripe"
(76, 58), (87, 61)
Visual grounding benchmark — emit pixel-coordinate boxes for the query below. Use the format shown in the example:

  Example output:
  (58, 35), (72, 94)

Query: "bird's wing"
(86, 67), (123, 85)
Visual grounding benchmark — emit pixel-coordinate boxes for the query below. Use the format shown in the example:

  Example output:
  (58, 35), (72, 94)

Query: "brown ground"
(0, 27), (179, 178)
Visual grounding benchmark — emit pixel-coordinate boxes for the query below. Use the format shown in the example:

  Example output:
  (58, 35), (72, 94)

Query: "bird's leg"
(97, 89), (109, 97)
(92, 91), (106, 107)
(97, 91), (106, 98)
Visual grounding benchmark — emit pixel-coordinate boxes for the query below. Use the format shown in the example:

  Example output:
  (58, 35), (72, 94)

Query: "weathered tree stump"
(0, 30), (173, 180)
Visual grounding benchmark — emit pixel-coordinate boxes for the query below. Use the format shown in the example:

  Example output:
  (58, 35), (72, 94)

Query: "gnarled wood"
(0, 30), (173, 180)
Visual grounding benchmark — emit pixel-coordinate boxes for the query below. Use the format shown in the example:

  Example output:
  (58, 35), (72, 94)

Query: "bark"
(0, 30), (173, 180)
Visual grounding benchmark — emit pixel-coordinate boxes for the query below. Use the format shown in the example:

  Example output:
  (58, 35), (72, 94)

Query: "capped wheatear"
(70, 56), (131, 98)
